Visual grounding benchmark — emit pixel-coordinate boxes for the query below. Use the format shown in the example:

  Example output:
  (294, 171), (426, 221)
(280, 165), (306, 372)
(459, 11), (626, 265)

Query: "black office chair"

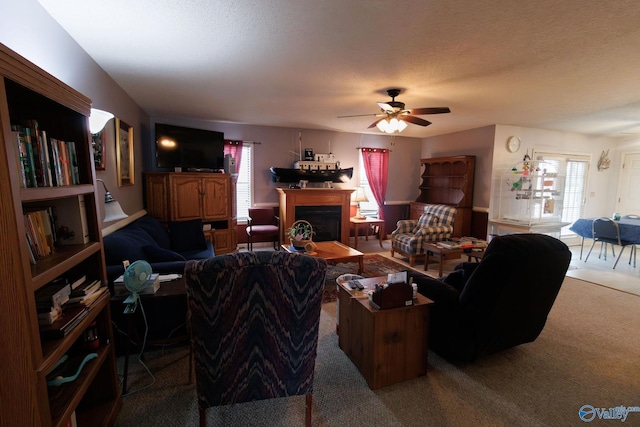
(584, 217), (636, 268)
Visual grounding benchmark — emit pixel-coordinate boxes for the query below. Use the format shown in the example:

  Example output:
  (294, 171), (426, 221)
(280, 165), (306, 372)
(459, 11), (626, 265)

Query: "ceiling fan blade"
(409, 107), (451, 115)
(367, 118), (386, 129)
(337, 113), (384, 118)
(402, 115), (432, 127)
(377, 102), (394, 112)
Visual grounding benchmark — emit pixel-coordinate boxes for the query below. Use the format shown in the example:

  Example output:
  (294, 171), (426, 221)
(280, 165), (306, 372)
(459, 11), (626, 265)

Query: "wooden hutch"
(411, 155), (475, 237)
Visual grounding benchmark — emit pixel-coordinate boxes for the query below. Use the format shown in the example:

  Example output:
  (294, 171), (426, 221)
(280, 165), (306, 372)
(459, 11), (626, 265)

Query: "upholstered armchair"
(390, 204), (457, 266)
(184, 251), (327, 427)
(407, 234), (571, 363)
(246, 207), (280, 250)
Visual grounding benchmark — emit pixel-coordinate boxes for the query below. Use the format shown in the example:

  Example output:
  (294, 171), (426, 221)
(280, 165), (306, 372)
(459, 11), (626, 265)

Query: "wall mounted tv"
(155, 123), (225, 171)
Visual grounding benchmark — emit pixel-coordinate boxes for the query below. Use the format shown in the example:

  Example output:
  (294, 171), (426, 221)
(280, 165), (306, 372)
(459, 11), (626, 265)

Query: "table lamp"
(353, 187), (368, 219)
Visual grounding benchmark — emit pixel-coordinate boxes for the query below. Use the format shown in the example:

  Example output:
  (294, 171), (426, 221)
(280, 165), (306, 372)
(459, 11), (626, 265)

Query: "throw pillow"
(168, 219), (208, 253)
(142, 245), (186, 262)
(412, 213), (439, 234)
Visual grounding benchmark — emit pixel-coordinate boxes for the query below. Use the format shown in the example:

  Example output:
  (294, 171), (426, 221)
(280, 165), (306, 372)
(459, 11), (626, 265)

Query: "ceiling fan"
(338, 89), (450, 133)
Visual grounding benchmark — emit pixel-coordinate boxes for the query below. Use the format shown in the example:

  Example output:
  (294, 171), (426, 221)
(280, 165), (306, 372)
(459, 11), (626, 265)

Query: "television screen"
(155, 123), (224, 170)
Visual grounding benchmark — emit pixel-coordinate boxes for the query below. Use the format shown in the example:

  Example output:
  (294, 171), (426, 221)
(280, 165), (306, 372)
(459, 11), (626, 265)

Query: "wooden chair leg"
(199, 408), (206, 427)
(306, 394), (312, 427)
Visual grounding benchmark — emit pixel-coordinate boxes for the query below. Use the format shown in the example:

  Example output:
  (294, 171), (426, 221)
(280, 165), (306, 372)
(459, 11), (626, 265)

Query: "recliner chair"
(408, 233), (571, 363)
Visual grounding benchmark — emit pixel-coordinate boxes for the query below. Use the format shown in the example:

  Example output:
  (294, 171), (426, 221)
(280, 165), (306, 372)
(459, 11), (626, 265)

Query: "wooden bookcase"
(412, 155), (475, 237)
(0, 44), (121, 426)
(144, 172), (237, 254)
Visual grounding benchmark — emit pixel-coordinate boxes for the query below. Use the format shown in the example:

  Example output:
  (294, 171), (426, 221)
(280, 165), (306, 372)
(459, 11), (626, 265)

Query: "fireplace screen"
(295, 205), (341, 242)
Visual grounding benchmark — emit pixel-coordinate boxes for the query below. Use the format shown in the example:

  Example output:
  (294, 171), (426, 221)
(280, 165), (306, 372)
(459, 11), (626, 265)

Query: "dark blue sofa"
(103, 215), (214, 285)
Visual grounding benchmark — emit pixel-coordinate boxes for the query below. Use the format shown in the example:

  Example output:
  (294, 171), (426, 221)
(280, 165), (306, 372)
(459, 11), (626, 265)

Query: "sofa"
(390, 204), (457, 266)
(406, 233), (572, 363)
(103, 215), (214, 285)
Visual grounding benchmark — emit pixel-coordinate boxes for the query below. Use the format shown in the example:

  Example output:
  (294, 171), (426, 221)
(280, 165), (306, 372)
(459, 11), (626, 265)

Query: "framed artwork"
(91, 126), (108, 170)
(115, 118), (134, 186)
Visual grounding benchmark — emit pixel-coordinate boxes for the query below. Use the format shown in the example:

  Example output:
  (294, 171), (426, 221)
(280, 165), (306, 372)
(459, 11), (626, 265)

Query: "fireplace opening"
(295, 205), (341, 242)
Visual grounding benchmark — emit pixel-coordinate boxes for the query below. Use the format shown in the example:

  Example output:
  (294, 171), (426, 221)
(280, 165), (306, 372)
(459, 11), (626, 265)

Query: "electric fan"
(122, 260), (153, 312)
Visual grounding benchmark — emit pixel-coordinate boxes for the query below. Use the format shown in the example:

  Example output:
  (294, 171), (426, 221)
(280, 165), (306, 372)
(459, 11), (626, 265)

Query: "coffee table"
(336, 276), (433, 389)
(282, 240), (364, 274)
(423, 243), (463, 277)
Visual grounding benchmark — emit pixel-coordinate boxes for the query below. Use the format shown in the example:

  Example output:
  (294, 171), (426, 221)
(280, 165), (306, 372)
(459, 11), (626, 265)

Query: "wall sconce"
(353, 186), (369, 219)
(89, 108), (114, 134)
(96, 179), (128, 222)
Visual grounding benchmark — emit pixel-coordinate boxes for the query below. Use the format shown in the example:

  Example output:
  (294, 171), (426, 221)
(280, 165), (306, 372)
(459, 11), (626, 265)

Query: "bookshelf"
(0, 43), (121, 426)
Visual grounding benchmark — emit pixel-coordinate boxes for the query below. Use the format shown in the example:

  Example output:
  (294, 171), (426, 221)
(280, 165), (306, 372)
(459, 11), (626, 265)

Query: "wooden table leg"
(358, 256), (364, 275)
(353, 223), (360, 249)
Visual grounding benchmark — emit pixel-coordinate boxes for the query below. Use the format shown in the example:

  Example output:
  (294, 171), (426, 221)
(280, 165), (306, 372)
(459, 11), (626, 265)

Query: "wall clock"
(507, 136), (521, 153)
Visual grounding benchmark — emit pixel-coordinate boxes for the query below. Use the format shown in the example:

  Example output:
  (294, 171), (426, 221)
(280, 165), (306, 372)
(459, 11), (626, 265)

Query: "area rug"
(322, 254), (427, 303)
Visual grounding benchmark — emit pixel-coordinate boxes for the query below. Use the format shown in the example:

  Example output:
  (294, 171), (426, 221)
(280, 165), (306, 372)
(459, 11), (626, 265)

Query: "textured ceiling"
(38, 0), (640, 138)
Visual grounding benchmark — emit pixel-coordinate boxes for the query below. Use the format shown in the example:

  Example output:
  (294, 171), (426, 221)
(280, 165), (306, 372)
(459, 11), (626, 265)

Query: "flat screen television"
(155, 123), (225, 170)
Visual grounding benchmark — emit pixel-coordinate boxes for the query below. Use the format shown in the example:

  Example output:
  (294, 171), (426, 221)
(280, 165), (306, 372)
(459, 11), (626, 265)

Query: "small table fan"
(122, 260), (153, 313)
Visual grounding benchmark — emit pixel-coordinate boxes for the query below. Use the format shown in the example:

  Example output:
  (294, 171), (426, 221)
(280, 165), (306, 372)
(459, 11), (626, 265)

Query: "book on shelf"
(48, 195), (90, 245)
(39, 305), (89, 339)
(69, 274), (87, 290)
(69, 279), (101, 298)
(35, 278), (71, 312)
(10, 130), (28, 188)
(65, 286), (107, 308)
(38, 307), (62, 326)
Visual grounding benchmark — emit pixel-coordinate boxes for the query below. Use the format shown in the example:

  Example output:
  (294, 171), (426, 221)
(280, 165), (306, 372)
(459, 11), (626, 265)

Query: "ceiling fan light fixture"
(376, 116), (407, 134)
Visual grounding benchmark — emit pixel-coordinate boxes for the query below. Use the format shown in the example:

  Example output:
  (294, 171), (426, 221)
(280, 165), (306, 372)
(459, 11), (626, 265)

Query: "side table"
(350, 217), (385, 249)
(337, 276), (433, 389)
(423, 243), (463, 277)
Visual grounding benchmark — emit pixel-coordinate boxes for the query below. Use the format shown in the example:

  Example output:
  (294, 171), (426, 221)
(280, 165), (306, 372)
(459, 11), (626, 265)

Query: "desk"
(570, 217), (640, 258)
(111, 278), (189, 393)
(350, 217), (385, 249)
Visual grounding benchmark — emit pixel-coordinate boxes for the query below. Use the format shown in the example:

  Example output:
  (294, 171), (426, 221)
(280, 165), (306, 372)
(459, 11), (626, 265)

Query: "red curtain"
(224, 140), (243, 172)
(361, 148), (389, 220)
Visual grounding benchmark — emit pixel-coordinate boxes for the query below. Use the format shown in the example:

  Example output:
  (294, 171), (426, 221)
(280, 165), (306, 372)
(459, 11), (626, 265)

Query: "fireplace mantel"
(277, 188), (355, 246)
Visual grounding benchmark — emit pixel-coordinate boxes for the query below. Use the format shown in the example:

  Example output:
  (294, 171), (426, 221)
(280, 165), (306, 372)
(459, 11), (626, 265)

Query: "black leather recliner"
(408, 233), (572, 363)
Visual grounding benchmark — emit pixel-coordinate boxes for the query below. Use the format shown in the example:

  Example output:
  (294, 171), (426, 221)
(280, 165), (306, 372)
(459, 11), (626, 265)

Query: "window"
(235, 144), (253, 221)
(358, 153), (380, 217)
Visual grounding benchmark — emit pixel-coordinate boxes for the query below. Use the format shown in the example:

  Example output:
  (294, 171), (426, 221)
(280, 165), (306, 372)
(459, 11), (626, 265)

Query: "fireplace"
(276, 188), (355, 245)
(295, 205), (341, 242)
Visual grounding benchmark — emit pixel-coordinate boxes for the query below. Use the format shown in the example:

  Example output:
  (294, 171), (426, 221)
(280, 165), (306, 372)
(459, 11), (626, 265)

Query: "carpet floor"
(115, 276), (640, 427)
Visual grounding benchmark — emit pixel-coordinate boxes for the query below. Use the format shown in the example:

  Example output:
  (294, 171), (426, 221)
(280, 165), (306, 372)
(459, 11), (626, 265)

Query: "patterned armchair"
(390, 204), (457, 266)
(184, 251), (327, 427)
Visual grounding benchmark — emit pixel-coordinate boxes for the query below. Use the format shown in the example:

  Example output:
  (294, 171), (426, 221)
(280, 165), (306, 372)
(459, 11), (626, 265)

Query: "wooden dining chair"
(584, 217), (637, 268)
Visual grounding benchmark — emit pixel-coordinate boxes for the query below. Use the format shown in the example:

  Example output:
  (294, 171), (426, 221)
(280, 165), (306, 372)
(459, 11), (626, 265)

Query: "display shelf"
(413, 155), (475, 237)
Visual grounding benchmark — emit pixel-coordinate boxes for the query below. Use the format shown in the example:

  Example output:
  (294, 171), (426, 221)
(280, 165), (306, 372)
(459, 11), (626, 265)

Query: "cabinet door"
(202, 176), (229, 220)
(145, 174), (169, 222)
(170, 175), (203, 220)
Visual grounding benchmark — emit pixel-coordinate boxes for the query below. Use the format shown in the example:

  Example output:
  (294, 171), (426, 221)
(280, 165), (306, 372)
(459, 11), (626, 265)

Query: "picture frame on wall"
(91, 128), (107, 170)
(116, 118), (134, 186)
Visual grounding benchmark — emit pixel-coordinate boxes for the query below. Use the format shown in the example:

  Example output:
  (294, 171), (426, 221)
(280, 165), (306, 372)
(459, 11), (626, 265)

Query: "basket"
(289, 220), (314, 249)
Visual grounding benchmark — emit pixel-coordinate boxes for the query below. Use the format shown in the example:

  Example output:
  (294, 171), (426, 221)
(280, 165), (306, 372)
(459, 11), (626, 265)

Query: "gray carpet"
(115, 277), (640, 426)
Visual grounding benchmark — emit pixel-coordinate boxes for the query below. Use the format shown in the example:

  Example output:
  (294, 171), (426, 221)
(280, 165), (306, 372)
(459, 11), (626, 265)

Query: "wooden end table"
(350, 217), (385, 249)
(282, 240), (364, 274)
(337, 276), (433, 389)
(423, 243), (463, 277)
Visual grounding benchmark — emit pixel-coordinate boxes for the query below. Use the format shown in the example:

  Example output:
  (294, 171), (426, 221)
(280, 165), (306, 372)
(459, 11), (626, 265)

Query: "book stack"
(64, 278), (107, 308)
(113, 273), (161, 296)
(35, 279), (71, 326)
(39, 305), (89, 339)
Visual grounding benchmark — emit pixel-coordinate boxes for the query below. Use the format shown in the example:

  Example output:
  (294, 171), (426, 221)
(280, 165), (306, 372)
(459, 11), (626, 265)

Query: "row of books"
(23, 196), (90, 264)
(36, 274), (108, 339)
(11, 119), (80, 189)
